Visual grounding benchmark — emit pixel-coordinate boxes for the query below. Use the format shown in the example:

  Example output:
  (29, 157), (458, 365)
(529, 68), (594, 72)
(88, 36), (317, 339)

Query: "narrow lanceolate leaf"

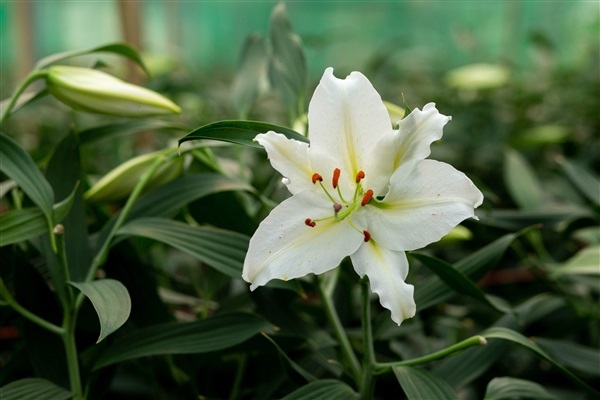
(535, 338), (600, 376)
(261, 332), (317, 382)
(484, 377), (556, 400)
(483, 327), (599, 395)
(0, 132), (54, 227)
(78, 120), (188, 145)
(410, 253), (511, 313)
(178, 120), (307, 149)
(415, 232), (518, 310)
(0, 182), (78, 247)
(551, 246), (600, 278)
(0, 378), (72, 400)
(233, 34), (268, 118)
(503, 148), (543, 210)
(394, 366), (458, 400)
(69, 279), (131, 343)
(94, 313), (270, 369)
(117, 217), (249, 278)
(557, 157), (600, 206)
(35, 42), (150, 76)
(280, 380), (359, 400)
(0, 87), (49, 117)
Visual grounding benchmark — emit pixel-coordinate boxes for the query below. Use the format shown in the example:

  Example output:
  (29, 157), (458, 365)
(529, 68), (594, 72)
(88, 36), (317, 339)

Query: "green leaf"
(551, 246), (600, 278)
(0, 378), (72, 400)
(35, 42), (149, 76)
(503, 148), (543, 210)
(484, 377), (556, 400)
(261, 332), (317, 383)
(557, 157), (600, 206)
(117, 217), (249, 278)
(415, 232), (518, 310)
(179, 120), (307, 149)
(393, 366), (458, 400)
(0, 183), (78, 247)
(280, 380), (359, 400)
(0, 87), (49, 116)
(69, 279), (131, 343)
(479, 207), (591, 231)
(93, 313), (270, 369)
(268, 3), (307, 120)
(0, 132), (55, 229)
(410, 253), (511, 313)
(483, 327), (599, 395)
(78, 120), (188, 145)
(233, 34), (268, 118)
(535, 338), (600, 376)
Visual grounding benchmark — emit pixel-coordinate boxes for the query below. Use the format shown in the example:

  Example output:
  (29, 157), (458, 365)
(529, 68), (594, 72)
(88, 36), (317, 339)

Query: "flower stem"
(359, 279), (376, 400)
(374, 335), (487, 374)
(1, 70), (48, 123)
(317, 275), (362, 386)
(75, 154), (168, 310)
(62, 311), (83, 399)
(0, 277), (64, 335)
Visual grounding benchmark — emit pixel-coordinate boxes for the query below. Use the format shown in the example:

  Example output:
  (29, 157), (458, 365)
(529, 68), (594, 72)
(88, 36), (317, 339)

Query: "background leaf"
(503, 148), (543, 210)
(179, 120), (307, 149)
(394, 366), (458, 400)
(93, 313), (270, 369)
(117, 217), (249, 278)
(69, 279), (132, 343)
(557, 157), (600, 206)
(0, 378), (72, 400)
(484, 377), (556, 400)
(280, 379), (359, 400)
(233, 34), (268, 118)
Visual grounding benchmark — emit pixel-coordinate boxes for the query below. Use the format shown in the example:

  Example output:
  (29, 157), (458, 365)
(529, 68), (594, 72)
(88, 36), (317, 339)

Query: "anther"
(361, 189), (374, 206)
(305, 218), (316, 227)
(355, 170), (365, 183)
(363, 230), (371, 242)
(312, 173), (323, 184)
(333, 203), (342, 213)
(332, 168), (341, 189)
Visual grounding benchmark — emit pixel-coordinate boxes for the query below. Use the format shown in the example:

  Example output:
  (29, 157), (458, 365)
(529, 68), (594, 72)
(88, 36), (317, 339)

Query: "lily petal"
(308, 68), (395, 196)
(242, 190), (365, 289)
(255, 131), (313, 195)
(367, 159), (483, 251)
(392, 103), (451, 170)
(351, 241), (415, 325)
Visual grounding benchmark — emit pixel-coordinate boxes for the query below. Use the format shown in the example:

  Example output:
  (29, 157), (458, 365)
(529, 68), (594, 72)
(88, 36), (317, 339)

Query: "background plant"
(1, 3), (599, 400)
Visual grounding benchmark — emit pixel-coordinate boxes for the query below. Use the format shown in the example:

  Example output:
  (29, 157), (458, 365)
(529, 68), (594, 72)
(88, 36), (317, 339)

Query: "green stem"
(317, 275), (362, 386)
(374, 335), (487, 374)
(75, 155), (167, 310)
(0, 277), (63, 335)
(62, 312), (83, 399)
(359, 279), (376, 400)
(55, 226), (74, 302)
(1, 70), (48, 123)
(229, 353), (247, 400)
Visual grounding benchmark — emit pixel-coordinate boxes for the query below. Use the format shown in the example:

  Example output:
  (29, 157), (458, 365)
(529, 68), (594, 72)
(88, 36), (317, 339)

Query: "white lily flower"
(242, 68), (483, 325)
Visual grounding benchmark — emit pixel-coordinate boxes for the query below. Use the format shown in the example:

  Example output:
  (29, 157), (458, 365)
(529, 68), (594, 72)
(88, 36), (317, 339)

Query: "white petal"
(242, 191), (365, 289)
(351, 242), (415, 325)
(392, 103), (451, 170)
(255, 131), (313, 195)
(308, 68), (395, 197)
(367, 159), (483, 251)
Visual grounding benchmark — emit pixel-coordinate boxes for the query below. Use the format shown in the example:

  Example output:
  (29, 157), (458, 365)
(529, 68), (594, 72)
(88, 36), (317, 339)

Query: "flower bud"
(45, 66), (181, 117)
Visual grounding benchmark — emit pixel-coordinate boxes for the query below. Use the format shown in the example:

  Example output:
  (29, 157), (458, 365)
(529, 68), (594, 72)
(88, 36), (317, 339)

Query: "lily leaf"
(233, 34), (268, 118)
(69, 279), (132, 343)
(535, 338), (600, 376)
(79, 120), (188, 145)
(280, 379), (359, 400)
(178, 120), (307, 149)
(35, 42), (149, 76)
(261, 332), (317, 383)
(93, 313), (270, 369)
(117, 217), (249, 278)
(0, 378), (72, 400)
(394, 366), (458, 400)
(503, 148), (543, 210)
(483, 327), (599, 395)
(557, 157), (600, 206)
(484, 377), (555, 400)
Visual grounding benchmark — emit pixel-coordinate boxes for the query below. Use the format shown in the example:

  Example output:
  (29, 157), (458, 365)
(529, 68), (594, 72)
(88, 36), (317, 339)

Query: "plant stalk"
(359, 279), (376, 399)
(1, 70), (48, 123)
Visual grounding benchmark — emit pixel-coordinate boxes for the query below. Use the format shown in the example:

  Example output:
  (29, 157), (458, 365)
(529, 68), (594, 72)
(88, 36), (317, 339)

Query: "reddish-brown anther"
(332, 168), (341, 189)
(355, 170), (365, 183)
(312, 173), (323, 184)
(363, 230), (371, 242)
(304, 218), (316, 227)
(361, 189), (374, 206)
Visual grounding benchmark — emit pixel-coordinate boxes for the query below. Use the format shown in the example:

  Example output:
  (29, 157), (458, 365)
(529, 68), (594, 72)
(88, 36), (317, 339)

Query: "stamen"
(355, 170), (365, 183)
(361, 189), (374, 206)
(304, 218), (316, 227)
(332, 168), (341, 189)
(363, 230), (371, 242)
(312, 173), (323, 184)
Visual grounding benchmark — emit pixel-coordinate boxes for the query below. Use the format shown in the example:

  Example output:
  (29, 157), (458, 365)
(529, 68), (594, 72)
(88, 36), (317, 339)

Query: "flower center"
(305, 168), (373, 242)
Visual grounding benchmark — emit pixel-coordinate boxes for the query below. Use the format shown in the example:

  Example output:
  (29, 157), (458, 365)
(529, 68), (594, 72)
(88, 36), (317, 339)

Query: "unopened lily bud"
(45, 66), (181, 117)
